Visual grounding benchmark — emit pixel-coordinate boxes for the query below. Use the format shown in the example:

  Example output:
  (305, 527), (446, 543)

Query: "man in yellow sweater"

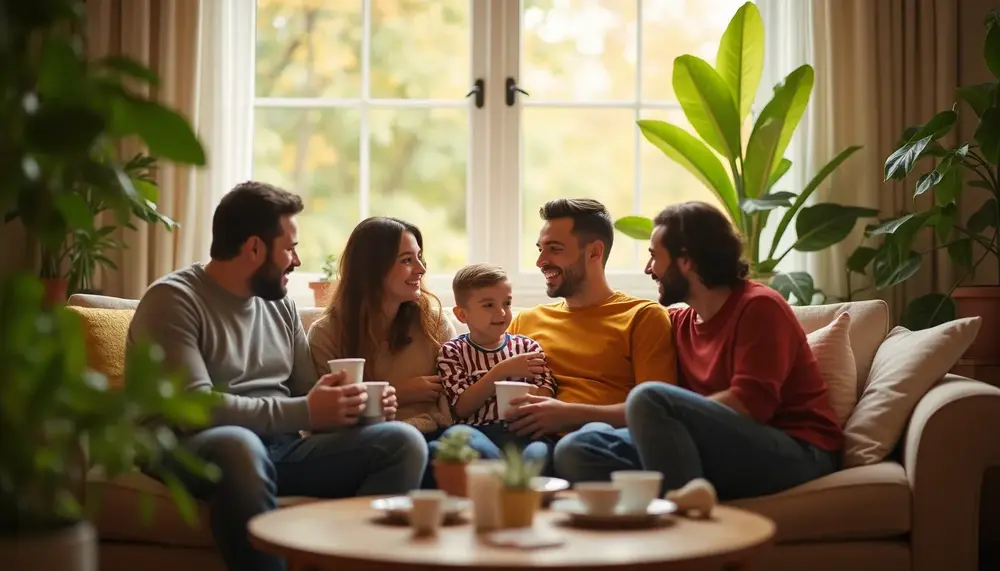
(445, 198), (677, 473)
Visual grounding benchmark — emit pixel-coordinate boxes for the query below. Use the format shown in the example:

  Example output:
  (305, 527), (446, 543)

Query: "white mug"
(495, 380), (533, 420)
(327, 358), (365, 385)
(408, 489), (446, 535)
(362, 381), (389, 419)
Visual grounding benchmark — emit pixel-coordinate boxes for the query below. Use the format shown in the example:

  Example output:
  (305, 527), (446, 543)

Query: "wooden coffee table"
(249, 496), (775, 571)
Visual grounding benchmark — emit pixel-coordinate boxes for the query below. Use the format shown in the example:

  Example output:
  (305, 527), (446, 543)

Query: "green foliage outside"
(614, 2), (878, 306)
(847, 9), (1000, 330)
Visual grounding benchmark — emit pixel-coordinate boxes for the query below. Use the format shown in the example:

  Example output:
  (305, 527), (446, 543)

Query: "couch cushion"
(65, 306), (135, 389)
(68, 293), (139, 310)
(88, 469), (320, 547)
(843, 316), (982, 467)
(790, 300), (889, 399)
(727, 461), (911, 542)
(806, 312), (856, 426)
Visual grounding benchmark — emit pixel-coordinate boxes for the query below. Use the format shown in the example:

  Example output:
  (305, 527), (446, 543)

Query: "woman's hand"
(394, 375), (444, 405)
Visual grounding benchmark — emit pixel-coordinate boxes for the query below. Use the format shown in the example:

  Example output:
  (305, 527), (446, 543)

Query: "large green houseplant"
(615, 2), (878, 305)
(1, 1), (216, 568)
(847, 9), (1000, 342)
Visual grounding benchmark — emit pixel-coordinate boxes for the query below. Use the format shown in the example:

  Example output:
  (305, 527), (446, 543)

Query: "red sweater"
(669, 281), (843, 452)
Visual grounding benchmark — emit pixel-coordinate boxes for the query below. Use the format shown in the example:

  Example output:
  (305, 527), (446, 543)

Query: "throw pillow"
(805, 312), (856, 427)
(66, 306), (135, 389)
(842, 316), (982, 467)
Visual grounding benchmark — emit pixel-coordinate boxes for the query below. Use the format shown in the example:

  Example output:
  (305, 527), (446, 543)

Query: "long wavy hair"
(328, 217), (444, 375)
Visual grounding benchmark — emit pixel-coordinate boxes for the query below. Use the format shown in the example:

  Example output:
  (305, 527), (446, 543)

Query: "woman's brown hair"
(327, 217), (444, 375)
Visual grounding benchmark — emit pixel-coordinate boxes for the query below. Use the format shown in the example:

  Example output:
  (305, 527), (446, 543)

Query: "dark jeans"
(145, 422), (427, 571)
(553, 382), (840, 500)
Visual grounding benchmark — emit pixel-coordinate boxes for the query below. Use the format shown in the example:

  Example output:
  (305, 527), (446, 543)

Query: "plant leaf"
(884, 136), (932, 180)
(613, 216), (653, 240)
(901, 293), (957, 331)
(742, 115), (785, 199)
(740, 191), (796, 214)
(866, 212), (924, 236)
(99, 55), (160, 86)
(745, 66), (814, 199)
(936, 202), (958, 243)
(794, 204), (880, 252)
(638, 119), (740, 220)
(765, 158), (793, 192)
(935, 164), (963, 206)
(672, 55), (743, 162)
(914, 170), (943, 198)
(873, 246), (922, 290)
(956, 83), (996, 117)
(947, 238), (974, 270)
(974, 108), (1000, 165)
(986, 21), (1000, 80)
(53, 193), (94, 232)
(769, 146), (863, 257)
(846, 246), (877, 274)
(113, 97), (207, 165)
(769, 271), (815, 305)
(970, 180), (995, 190)
(715, 1), (765, 122)
(968, 198), (998, 233)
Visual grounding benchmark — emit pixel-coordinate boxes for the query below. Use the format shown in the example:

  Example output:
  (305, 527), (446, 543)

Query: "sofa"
(67, 293), (1000, 571)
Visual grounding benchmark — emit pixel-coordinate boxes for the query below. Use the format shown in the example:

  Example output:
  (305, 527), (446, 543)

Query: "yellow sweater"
(508, 292), (678, 406)
(307, 307), (455, 434)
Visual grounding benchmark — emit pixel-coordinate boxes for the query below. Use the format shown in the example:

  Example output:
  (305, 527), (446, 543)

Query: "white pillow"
(842, 316), (982, 467)
(806, 312), (856, 427)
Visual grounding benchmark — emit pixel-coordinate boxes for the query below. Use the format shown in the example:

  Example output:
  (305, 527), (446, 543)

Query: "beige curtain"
(811, 0), (997, 324)
(85, 0), (206, 299)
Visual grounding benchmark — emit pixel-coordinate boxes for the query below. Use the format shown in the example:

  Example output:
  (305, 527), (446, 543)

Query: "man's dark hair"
(210, 181), (304, 260)
(653, 201), (749, 288)
(539, 198), (614, 265)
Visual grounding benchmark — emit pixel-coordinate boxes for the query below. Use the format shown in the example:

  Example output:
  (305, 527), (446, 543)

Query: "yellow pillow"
(66, 307), (135, 389)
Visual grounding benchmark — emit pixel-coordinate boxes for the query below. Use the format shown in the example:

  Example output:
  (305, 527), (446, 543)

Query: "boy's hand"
(495, 352), (546, 380)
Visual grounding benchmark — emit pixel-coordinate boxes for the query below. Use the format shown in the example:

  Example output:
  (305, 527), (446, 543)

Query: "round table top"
(248, 496), (776, 571)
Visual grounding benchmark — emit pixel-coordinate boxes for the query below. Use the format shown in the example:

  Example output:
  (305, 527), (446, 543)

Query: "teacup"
(327, 358), (365, 385)
(361, 381), (389, 420)
(495, 381), (533, 420)
(573, 482), (621, 516)
(611, 470), (663, 513)
(408, 489), (446, 535)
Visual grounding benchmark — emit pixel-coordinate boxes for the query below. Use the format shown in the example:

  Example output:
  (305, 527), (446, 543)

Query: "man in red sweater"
(552, 201), (842, 500)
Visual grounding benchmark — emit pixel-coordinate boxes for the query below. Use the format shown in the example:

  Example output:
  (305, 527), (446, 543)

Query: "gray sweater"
(127, 264), (317, 435)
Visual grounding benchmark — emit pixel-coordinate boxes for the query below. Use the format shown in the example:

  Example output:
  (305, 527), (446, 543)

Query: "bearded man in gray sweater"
(128, 181), (427, 571)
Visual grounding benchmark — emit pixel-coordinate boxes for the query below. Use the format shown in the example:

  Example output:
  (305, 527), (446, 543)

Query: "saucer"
(371, 495), (470, 524)
(550, 497), (677, 525)
(533, 476), (569, 494)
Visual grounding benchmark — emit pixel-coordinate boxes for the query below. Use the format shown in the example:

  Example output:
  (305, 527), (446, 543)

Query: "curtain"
(809, 0), (969, 323)
(83, 0), (255, 299)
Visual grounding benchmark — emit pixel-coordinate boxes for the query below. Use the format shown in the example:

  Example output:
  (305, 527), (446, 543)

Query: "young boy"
(437, 263), (556, 459)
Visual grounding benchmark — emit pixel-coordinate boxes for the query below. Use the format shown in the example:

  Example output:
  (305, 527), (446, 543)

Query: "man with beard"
(471, 198), (679, 463)
(127, 181), (427, 571)
(554, 201), (843, 500)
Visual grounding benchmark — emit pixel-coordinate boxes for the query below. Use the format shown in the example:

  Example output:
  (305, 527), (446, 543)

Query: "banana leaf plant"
(615, 1), (877, 305)
(846, 9), (1000, 330)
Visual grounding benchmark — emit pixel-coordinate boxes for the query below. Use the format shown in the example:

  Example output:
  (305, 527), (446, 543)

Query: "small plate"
(550, 497), (677, 526)
(371, 495), (471, 524)
(532, 476), (569, 494)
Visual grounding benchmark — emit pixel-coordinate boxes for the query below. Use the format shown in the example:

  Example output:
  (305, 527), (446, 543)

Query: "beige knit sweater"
(306, 307), (456, 434)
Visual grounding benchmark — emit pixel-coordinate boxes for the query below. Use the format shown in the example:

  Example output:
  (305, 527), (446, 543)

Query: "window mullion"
(496, 0), (521, 275)
(359, 0), (371, 219)
(468, 0), (491, 266)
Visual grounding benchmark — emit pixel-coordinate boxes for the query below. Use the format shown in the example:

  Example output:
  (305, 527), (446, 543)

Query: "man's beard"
(658, 263), (690, 306)
(545, 255), (587, 299)
(249, 259), (289, 301)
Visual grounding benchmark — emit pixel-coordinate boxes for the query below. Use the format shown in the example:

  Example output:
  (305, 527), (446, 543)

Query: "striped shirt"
(437, 333), (557, 426)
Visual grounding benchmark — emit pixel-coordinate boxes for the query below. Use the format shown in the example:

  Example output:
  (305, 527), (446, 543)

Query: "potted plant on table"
(846, 9), (1000, 357)
(431, 429), (480, 497)
(613, 1), (878, 305)
(496, 444), (544, 529)
(309, 253), (338, 307)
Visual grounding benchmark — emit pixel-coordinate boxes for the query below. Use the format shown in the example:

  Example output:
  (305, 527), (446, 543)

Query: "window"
(252, 0), (754, 307)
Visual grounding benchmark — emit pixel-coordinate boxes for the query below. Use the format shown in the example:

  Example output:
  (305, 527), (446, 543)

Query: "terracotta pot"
(952, 285), (1000, 365)
(308, 280), (337, 307)
(0, 520), (96, 571)
(432, 460), (468, 497)
(498, 488), (541, 528)
(41, 277), (68, 307)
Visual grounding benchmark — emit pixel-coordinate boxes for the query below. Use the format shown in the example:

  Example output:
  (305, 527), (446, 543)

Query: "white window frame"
(251, 1), (747, 309)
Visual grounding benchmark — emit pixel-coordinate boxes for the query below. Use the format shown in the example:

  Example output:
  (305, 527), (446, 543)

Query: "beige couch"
(69, 294), (1000, 571)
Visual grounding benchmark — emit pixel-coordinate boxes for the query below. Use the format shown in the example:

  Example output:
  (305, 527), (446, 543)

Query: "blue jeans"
(429, 424), (553, 472)
(553, 382), (840, 501)
(147, 421), (427, 571)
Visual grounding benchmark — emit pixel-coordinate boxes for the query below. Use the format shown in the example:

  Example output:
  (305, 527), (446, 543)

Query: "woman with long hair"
(307, 216), (455, 437)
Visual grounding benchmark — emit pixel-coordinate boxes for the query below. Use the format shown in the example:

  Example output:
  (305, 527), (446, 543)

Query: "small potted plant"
(432, 430), (480, 497)
(308, 254), (339, 307)
(496, 444), (544, 528)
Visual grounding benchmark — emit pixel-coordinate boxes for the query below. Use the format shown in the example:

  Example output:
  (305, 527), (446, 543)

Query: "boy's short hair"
(452, 263), (509, 306)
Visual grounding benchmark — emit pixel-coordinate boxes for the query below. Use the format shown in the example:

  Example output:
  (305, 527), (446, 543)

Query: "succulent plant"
(433, 429), (480, 464)
(497, 443), (543, 490)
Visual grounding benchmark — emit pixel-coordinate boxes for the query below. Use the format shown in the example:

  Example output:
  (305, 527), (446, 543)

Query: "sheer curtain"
(755, 0), (847, 300)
